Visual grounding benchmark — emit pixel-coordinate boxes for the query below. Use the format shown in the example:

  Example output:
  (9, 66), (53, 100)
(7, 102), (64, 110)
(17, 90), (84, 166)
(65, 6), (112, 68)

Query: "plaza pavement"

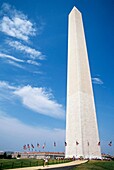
(7, 160), (88, 170)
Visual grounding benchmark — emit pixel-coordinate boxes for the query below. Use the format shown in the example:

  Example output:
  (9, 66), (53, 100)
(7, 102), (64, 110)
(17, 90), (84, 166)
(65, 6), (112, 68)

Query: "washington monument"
(65, 7), (101, 159)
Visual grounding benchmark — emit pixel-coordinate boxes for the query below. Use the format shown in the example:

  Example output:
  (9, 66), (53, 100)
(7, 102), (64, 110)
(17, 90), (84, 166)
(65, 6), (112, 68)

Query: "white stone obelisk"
(65, 7), (101, 159)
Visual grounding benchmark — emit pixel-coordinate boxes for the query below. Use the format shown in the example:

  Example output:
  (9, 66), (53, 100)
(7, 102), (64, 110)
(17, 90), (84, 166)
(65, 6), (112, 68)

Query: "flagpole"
(76, 143), (77, 159)
(53, 145), (54, 160)
(87, 141), (89, 160)
(108, 141), (112, 156)
(76, 141), (78, 159)
(76, 141), (79, 159)
(53, 142), (56, 159)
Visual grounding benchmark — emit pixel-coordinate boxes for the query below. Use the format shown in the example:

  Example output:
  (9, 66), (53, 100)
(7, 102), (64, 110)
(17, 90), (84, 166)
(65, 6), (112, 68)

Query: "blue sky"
(0, 0), (114, 155)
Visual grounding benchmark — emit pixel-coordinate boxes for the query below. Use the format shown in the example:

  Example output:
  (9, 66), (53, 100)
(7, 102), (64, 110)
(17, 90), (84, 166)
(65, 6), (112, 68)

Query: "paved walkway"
(7, 160), (88, 170)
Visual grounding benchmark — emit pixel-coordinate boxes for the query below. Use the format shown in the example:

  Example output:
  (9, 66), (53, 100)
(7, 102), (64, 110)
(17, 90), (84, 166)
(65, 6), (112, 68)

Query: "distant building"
(0, 151), (4, 155)
(12, 152), (65, 159)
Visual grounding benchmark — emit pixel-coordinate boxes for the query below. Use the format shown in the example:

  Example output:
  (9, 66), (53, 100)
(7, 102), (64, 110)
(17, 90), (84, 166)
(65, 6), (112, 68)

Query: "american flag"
(27, 144), (30, 149)
(76, 141), (79, 145)
(108, 141), (112, 146)
(23, 145), (27, 150)
(37, 143), (40, 148)
(65, 142), (67, 146)
(42, 143), (46, 149)
(98, 142), (100, 146)
(54, 142), (56, 147)
(31, 144), (34, 148)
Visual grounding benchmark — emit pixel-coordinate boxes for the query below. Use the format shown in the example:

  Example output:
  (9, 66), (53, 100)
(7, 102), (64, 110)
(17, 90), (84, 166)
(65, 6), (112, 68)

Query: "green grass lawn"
(0, 159), (43, 169)
(0, 159), (114, 170)
(0, 158), (71, 169)
(72, 160), (114, 170)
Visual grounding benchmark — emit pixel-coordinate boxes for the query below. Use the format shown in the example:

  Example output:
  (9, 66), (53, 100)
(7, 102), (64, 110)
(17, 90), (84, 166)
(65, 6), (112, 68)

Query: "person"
(43, 158), (48, 167)
(45, 158), (48, 166)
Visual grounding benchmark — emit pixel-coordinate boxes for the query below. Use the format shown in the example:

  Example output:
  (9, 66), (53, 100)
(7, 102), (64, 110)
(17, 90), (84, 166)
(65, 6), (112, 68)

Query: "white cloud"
(1, 3), (10, 12)
(7, 60), (25, 69)
(0, 3), (45, 70)
(7, 40), (45, 60)
(0, 52), (41, 68)
(0, 81), (65, 119)
(0, 111), (65, 151)
(0, 52), (26, 69)
(27, 60), (40, 66)
(0, 81), (16, 90)
(0, 81), (18, 102)
(0, 3), (36, 41)
(92, 77), (104, 85)
(14, 85), (65, 119)
(0, 53), (24, 62)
